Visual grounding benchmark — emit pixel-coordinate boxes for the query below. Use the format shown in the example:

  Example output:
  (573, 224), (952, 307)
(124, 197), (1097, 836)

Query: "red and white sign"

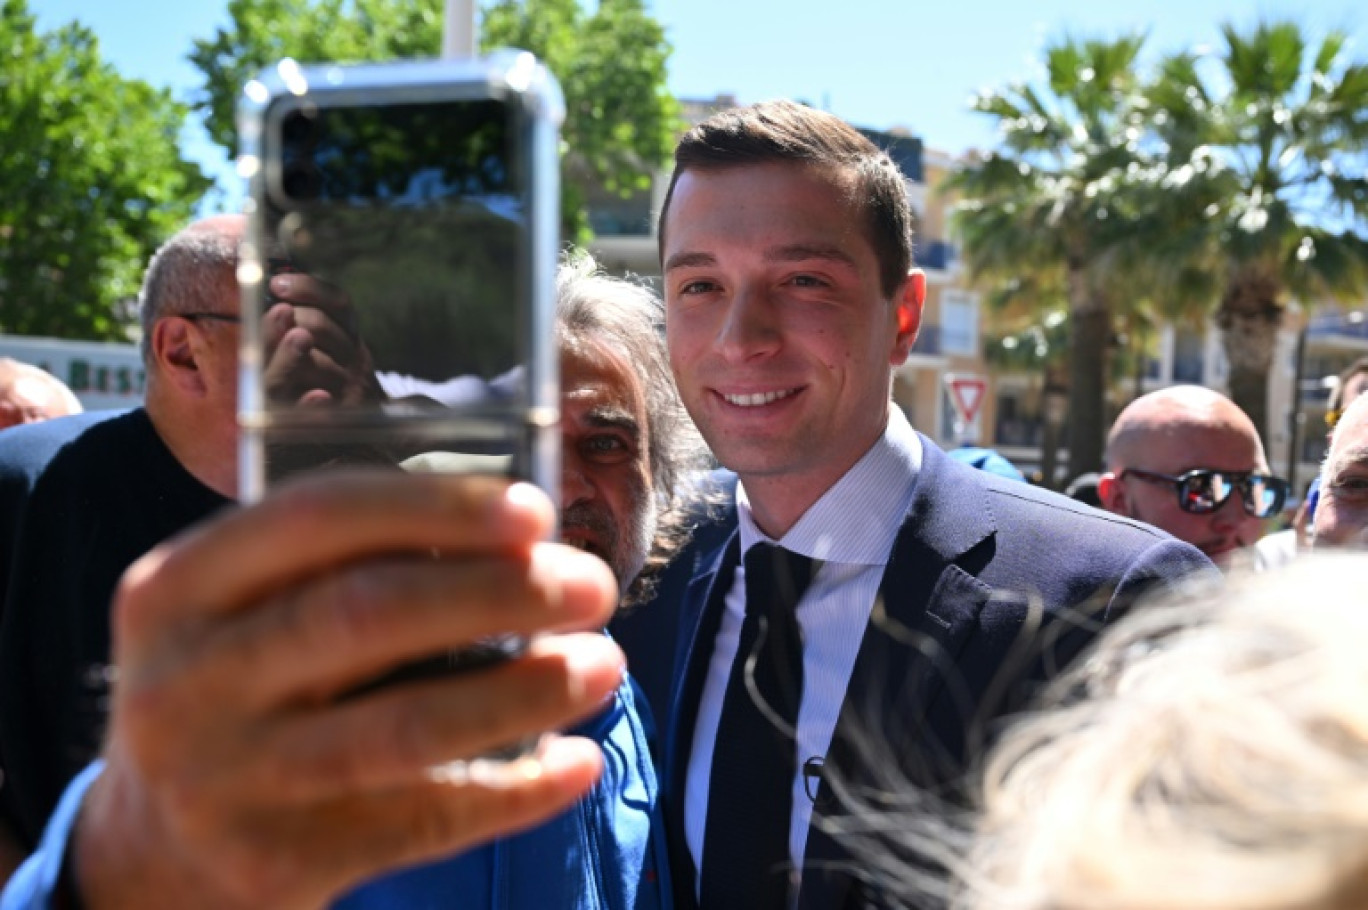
(945, 373), (987, 425)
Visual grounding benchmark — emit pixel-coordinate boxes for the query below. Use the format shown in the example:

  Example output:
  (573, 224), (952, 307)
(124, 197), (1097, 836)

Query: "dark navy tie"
(700, 543), (815, 909)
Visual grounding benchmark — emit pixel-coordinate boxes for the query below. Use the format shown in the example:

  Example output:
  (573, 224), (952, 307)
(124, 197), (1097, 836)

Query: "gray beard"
(562, 493), (657, 592)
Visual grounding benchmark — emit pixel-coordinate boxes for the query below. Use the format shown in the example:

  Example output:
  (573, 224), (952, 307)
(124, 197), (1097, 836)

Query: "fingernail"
(505, 481), (547, 514)
(556, 549), (618, 617)
(537, 737), (602, 776)
(497, 482), (554, 537)
(564, 635), (625, 701)
(467, 755), (542, 788)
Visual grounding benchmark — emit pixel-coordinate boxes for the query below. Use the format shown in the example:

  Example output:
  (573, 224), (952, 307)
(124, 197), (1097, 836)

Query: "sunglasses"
(1120, 468), (1289, 519)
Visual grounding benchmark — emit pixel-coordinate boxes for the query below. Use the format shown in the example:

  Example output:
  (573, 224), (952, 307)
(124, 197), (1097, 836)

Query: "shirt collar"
(736, 408), (921, 566)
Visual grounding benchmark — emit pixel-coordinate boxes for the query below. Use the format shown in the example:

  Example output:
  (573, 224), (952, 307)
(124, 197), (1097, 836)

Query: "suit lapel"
(800, 439), (998, 909)
(664, 533), (740, 910)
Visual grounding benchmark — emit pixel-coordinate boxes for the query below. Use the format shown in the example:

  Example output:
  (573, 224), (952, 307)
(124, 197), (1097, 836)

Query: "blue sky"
(33, 0), (1368, 212)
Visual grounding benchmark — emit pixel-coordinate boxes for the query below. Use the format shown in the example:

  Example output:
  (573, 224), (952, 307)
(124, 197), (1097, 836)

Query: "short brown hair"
(657, 100), (914, 298)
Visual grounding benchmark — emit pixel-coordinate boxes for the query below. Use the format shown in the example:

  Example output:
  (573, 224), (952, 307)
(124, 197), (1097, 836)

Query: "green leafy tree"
(0, 0), (210, 339)
(948, 35), (1151, 477)
(982, 305), (1070, 487)
(189, 0), (679, 242)
(1144, 21), (1368, 446)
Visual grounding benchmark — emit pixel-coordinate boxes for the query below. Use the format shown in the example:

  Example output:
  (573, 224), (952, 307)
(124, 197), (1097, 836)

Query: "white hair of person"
(849, 554), (1368, 910)
(554, 249), (712, 603)
(1320, 392), (1368, 490)
(136, 222), (239, 363)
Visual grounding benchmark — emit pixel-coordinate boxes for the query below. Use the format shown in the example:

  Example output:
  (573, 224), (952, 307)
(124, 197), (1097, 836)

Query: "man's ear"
(890, 269), (926, 365)
(150, 317), (209, 396)
(1097, 471), (1127, 516)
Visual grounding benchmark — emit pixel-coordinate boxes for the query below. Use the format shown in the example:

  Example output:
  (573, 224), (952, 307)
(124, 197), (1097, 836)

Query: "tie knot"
(743, 543), (814, 618)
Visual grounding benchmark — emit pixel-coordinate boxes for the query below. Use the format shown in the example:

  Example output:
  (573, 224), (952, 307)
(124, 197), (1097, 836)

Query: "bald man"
(1098, 386), (1289, 565)
(0, 359), (82, 430)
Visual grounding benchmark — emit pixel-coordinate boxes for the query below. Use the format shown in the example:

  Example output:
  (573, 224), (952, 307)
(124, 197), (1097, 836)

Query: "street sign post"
(944, 373), (988, 445)
(443, 0), (476, 58)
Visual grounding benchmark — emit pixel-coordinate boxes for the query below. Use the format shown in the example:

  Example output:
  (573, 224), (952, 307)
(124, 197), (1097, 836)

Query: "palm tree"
(1143, 21), (1368, 445)
(948, 35), (1152, 477)
(983, 303), (1070, 488)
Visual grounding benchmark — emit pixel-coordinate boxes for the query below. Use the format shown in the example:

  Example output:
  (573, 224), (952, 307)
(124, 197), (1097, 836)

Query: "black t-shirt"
(0, 409), (230, 846)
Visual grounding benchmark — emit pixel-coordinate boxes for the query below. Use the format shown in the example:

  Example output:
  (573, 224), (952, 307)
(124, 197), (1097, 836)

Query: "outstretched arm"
(7, 472), (622, 910)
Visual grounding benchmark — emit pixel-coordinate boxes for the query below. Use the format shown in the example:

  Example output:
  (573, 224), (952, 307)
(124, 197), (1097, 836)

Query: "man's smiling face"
(660, 161), (919, 533)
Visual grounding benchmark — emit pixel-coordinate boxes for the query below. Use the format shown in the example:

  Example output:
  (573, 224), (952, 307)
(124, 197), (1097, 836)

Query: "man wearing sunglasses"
(1099, 385), (1289, 566)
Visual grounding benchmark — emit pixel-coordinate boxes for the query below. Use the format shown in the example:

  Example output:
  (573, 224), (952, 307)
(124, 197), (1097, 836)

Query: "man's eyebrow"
(663, 251), (717, 273)
(663, 245), (858, 273)
(584, 406), (641, 437)
(764, 244), (857, 268)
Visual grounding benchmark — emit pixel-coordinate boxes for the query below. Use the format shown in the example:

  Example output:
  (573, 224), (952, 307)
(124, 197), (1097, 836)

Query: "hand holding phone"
(73, 472), (620, 909)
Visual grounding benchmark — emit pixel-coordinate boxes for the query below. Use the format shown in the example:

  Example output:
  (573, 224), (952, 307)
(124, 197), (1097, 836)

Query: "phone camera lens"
(281, 110), (317, 147)
(282, 162), (323, 201)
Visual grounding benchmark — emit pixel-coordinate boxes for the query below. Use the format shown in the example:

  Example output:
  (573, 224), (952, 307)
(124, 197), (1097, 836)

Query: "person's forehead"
(1331, 396), (1368, 452)
(1344, 371), (1368, 399)
(1129, 422), (1265, 472)
(561, 342), (646, 417)
(1330, 415), (1368, 465)
(662, 162), (865, 256)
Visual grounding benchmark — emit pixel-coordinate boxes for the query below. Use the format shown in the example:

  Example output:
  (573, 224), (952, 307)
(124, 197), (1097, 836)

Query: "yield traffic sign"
(945, 373), (987, 425)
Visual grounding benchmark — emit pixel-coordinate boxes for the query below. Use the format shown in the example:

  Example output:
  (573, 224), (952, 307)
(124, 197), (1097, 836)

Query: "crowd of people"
(0, 99), (1364, 910)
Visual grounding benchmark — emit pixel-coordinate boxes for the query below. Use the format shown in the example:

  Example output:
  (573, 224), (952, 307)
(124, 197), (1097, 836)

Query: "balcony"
(1172, 353), (1205, 384)
(916, 240), (958, 271)
(1307, 310), (1368, 340)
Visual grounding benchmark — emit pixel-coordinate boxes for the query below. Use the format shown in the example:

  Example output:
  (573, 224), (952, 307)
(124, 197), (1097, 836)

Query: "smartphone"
(236, 55), (563, 734)
(237, 53), (562, 496)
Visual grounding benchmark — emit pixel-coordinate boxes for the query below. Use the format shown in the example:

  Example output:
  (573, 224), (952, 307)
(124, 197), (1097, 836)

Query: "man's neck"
(743, 449), (892, 540)
(740, 472), (843, 541)
(145, 399), (238, 500)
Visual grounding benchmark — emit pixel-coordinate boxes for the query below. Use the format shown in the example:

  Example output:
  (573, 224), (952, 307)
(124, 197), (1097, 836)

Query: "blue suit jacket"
(628, 436), (1216, 910)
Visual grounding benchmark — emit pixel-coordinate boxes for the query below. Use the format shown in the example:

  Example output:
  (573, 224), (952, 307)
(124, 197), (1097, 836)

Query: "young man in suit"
(645, 99), (1217, 909)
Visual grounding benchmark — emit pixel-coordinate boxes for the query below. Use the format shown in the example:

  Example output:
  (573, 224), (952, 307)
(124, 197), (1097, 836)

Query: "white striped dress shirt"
(684, 408), (922, 894)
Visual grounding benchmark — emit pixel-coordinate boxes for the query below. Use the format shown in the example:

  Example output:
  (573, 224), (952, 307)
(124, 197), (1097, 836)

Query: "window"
(940, 290), (979, 356)
(1172, 330), (1205, 384)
